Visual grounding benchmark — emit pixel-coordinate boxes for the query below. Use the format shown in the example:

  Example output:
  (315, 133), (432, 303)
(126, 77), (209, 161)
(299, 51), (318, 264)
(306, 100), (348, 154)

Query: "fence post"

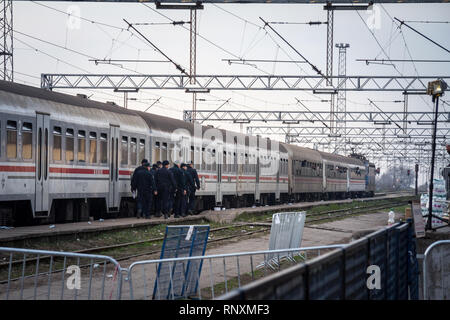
(407, 221), (420, 300)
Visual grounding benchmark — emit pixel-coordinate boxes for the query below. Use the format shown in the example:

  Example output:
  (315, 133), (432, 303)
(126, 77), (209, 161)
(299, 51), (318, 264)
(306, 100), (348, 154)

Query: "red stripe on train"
(0, 165), (35, 172)
(49, 167), (109, 175)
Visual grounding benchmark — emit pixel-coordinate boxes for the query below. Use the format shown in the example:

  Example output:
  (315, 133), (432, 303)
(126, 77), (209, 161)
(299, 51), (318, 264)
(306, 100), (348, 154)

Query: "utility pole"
(426, 79), (447, 230)
(336, 43), (349, 155)
(415, 163), (419, 196)
(190, 7), (197, 123)
(0, 0), (13, 81)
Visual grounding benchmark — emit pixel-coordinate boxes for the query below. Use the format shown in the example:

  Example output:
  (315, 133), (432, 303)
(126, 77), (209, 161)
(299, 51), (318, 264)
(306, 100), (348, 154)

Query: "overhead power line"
(394, 17), (450, 55)
(267, 21), (328, 25)
(259, 17), (326, 78)
(357, 59), (450, 64)
(123, 19), (189, 76)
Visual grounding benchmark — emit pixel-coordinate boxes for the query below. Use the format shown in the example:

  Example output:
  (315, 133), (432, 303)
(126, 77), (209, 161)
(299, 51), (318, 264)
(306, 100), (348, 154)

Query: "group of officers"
(131, 159), (201, 219)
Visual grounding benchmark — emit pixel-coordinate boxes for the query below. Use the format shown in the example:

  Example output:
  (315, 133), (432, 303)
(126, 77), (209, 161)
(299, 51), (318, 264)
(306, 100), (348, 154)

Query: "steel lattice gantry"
(40, 74), (450, 92)
(0, 0), (12, 81)
(247, 126), (450, 139)
(12, 0), (448, 3)
(182, 109), (449, 123)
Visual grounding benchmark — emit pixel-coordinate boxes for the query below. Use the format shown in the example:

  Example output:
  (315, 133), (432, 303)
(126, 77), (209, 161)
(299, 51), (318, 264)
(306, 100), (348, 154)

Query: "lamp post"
(426, 79), (447, 230)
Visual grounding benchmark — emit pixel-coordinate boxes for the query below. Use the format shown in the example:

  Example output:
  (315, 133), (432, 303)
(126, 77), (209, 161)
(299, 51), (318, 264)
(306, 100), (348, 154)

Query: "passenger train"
(0, 80), (375, 226)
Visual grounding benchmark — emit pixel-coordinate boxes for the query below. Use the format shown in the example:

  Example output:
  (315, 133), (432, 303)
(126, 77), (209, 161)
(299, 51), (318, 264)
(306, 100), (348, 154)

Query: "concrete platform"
(0, 215), (205, 244)
(204, 193), (411, 224)
(0, 192), (411, 244)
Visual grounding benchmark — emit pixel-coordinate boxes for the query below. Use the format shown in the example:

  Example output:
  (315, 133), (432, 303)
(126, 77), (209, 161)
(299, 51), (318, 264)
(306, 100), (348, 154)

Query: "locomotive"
(0, 80), (375, 226)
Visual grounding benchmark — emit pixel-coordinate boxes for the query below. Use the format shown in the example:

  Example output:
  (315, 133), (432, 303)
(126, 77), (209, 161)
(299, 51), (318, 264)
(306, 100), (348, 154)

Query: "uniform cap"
(181, 163), (187, 168)
(141, 159), (149, 165)
(162, 160), (170, 166)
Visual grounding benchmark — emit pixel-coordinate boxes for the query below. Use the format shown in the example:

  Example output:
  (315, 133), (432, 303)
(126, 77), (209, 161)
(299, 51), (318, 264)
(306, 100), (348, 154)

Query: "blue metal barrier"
(153, 225), (210, 300)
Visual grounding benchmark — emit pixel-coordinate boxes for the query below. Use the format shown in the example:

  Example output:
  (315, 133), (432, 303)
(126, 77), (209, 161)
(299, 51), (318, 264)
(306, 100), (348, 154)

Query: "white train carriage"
(0, 81), (150, 225)
(136, 112), (286, 209)
(319, 152), (366, 199)
(0, 80), (375, 226)
(282, 143), (323, 201)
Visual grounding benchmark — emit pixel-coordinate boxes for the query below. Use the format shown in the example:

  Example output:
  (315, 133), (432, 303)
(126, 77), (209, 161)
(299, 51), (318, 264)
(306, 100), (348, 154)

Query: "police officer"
(157, 161), (162, 169)
(168, 160), (179, 215)
(180, 163), (190, 217)
(183, 163), (194, 216)
(187, 161), (201, 215)
(131, 160), (157, 219)
(150, 164), (161, 217)
(155, 160), (176, 219)
(172, 161), (187, 218)
(131, 159), (149, 218)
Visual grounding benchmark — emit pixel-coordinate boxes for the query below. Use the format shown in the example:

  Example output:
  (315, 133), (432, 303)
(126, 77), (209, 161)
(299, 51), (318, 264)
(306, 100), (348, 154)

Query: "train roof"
(0, 80), (136, 116)
(0, 81), (287, 153)
(0, 80), (149, 134)
(318, 151), (364, 166)
(280, 142), (322, 162)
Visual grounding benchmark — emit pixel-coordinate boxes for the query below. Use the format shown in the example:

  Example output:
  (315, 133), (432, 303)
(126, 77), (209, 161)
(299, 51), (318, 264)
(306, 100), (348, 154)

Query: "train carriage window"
(212, 149), (216, 171)
(161, 142), (168, 163)
(89, 132), (97, 164)
(78, 130), (86, 163)
(53, 126), (62, 161)
(22, 122), (32, 160)
(66, 128), (74, 162)
(191, 146), (195, 166)
(100, 133), (107, 164)
(130, 137), (137, 166)
(195, 147), (201, 170)
(223, 151), (227, 173)
(6, 120), (17, 159)
(168, 143), (175, 162)
(121, 136), (128, 165)
(154, 141), (160, 163)
(139, 139), (145, 164)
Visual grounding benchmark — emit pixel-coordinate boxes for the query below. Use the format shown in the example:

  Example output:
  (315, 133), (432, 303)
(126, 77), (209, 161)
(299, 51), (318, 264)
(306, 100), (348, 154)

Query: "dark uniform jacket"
(170, 165), (187, 191)
(131, 166), (157, 193)
(155, 167), (176, 191)
(187, 167), (200, 190)
(184, 169), (195, 192)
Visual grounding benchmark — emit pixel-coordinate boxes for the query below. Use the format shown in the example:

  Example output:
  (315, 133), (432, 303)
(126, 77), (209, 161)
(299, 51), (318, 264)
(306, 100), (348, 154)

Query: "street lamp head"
(427, 79), (448, 100)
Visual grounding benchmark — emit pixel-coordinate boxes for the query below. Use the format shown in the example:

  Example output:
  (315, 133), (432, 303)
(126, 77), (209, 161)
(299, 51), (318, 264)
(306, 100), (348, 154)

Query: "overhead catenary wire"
(123, 19), (189, 76)
(267, 21), (327, 25)
(259, 17), (326, 78)
(394, 17), (450, 55)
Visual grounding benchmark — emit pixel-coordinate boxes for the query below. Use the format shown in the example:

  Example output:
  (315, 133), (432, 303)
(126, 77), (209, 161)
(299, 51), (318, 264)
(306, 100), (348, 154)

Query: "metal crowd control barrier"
(0, 247), (123, 300)
(423, 240), (450, 300)
(126, 244), (344, 300)
(152, 225), (210, 300)
(219, 222), (419, 300)
(264, 212), (306, 269)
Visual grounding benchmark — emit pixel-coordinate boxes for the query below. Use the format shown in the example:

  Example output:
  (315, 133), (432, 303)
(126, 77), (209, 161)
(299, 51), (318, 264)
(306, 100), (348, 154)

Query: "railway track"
(0, 197), (411, 275)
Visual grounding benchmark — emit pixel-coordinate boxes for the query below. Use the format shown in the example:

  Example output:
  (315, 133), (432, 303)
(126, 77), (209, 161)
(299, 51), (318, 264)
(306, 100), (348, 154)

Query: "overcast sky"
(12, 1), (450, 178)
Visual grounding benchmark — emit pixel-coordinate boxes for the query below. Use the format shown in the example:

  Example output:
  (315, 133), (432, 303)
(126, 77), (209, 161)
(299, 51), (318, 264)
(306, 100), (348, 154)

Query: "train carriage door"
(216, 142), (223, 206)
(255, 148), (260, 204)
(108, 125), (120, 210)
(322, 160), (327, 192)
(346, 166), (350, 193)
(35, 113), (50, 216)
